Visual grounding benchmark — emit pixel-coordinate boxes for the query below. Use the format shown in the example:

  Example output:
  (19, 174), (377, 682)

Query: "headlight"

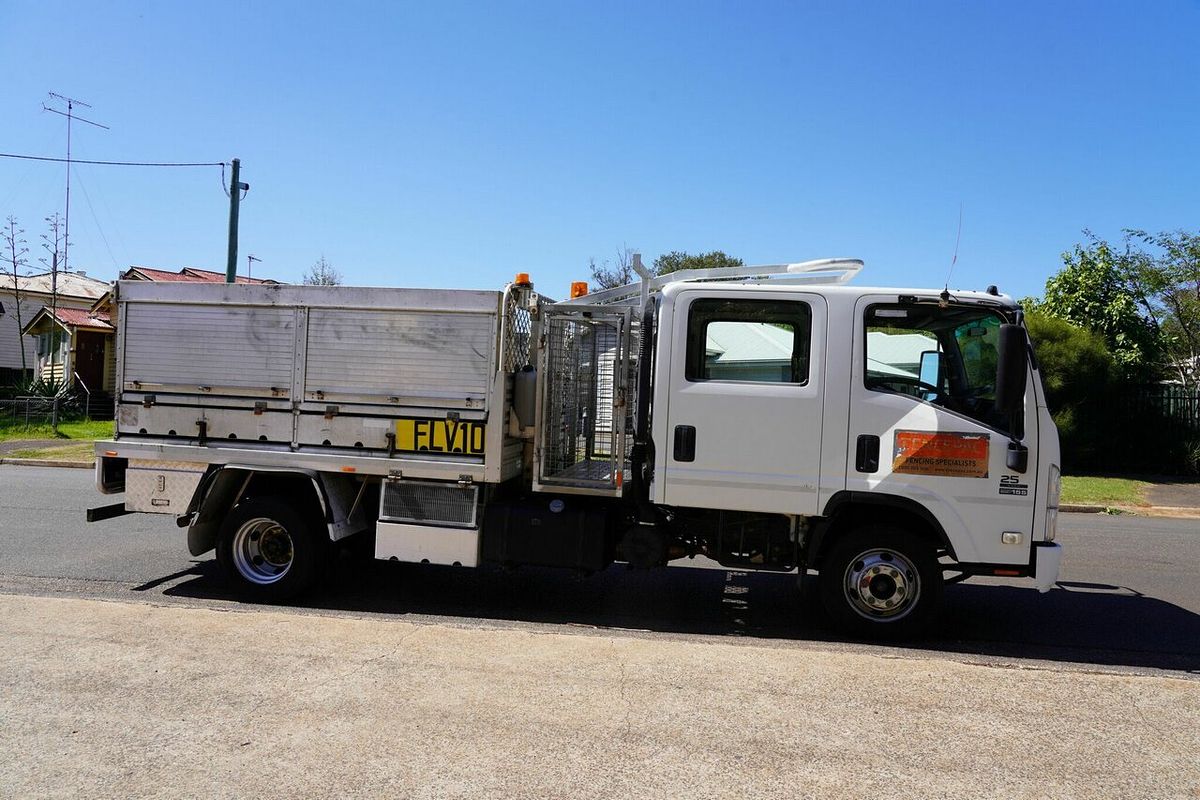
(1045, 465), (1061, 542)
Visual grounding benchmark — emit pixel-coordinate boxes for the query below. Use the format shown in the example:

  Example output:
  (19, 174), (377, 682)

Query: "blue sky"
(2, 1), (1197, 300)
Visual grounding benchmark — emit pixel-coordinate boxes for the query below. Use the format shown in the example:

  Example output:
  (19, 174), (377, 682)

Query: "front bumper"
(1034, 542), (1063, 593)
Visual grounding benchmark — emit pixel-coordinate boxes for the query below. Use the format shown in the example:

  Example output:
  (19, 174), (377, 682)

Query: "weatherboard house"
(1, 271), (110, 387)
(15, 267), (278, 413)
(20, 304), (116, 409)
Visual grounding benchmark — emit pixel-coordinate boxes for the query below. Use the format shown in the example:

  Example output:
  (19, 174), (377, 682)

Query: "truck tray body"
(109, 280), (525, 483)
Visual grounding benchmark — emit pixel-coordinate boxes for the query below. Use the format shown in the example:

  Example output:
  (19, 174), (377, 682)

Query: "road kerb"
(1059, 502), (1200, 518)
(0, 458), (93, 469)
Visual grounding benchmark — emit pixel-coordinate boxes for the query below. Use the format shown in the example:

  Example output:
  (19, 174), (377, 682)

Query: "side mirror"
(994, 324), (1028, 415)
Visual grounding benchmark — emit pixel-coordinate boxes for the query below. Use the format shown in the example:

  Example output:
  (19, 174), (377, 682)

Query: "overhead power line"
(0, 152), (224, 167)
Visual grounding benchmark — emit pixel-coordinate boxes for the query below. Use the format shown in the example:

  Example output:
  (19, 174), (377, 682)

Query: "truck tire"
(215, 497), (327, 603)
(818, 524), (942, 639)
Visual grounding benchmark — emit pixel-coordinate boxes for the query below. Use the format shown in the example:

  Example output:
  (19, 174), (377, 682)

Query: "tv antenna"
(247, 254), (260, 280)
(43, 92), (109, 275)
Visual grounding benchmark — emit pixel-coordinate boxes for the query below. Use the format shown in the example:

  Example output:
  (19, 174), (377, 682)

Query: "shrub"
(6, 375), (73, 398)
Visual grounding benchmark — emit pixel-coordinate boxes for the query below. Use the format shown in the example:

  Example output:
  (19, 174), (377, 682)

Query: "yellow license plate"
(394, 418), (485, 456)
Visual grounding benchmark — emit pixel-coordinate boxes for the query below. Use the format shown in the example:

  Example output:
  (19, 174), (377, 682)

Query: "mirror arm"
(1006, 403), (1027, 473)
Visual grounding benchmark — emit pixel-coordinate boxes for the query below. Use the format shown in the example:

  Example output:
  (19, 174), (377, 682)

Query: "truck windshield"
(865, 304), (1011, 434)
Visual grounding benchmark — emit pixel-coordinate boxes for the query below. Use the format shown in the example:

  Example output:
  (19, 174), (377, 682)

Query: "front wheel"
(819, 525), (943, 639)
(216, 497), (326, 603)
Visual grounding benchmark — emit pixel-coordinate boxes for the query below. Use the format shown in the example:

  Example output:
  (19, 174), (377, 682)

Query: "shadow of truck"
(156, 554), (1200, 674)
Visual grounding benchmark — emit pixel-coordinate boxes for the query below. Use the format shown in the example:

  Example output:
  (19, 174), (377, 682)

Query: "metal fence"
(0, 396), (77, 428)
(80, 392), (114, 420)
(1123, 385), (1200, 429)
(1066, 384), (1200, 475)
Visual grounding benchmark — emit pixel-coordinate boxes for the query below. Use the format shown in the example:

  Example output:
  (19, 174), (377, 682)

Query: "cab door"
(660, 289), (827, 515)
(846, 296), (1038, 566)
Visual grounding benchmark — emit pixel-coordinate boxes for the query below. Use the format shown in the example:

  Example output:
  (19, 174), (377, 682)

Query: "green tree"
(588, 246), (636, 290)
(3, 216), (30, 373)
(39, 213), (66, 396)
(302, 255), (342, 286)
(588, 248), (745, 290)
(1033, 236), (1160, 380)
(1024, 311), (1114, 410)
(1024, 311), (1115, 470)
(1122, 229), (1200, 389)
(653, 250), (744, 276)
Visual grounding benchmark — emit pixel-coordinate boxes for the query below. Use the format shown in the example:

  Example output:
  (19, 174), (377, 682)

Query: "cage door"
(534, 306), (635, 494)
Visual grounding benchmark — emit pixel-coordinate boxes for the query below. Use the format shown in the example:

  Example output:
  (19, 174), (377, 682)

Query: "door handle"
(673, 425), (696, 462)
(856, 434), (880, 473)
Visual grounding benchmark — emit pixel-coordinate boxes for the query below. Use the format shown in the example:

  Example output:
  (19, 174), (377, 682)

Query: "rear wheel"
(216, 497), (326, 603)
(819, 524), (942, 639)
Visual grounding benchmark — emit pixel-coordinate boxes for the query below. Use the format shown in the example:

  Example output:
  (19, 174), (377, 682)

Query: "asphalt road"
(2, 464), (1198, 674)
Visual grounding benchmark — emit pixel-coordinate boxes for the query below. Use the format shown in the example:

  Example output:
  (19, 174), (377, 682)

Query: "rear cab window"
(686, 299), (812, 384)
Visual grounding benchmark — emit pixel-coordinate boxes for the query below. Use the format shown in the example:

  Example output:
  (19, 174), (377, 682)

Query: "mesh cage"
(380, 480), (479, 528)
(501, 286), (533, 373)
(537, 307), (637, 491)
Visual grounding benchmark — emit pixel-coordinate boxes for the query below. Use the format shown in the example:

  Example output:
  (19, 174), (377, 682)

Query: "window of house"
(686, 299), (811, 383)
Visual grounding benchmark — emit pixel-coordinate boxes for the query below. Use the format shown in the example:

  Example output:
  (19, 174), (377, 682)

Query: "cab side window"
(686, 299), (811, 383)
(864, 304), (1011, 433)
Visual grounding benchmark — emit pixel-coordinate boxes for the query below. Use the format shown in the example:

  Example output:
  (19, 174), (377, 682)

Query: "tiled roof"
(124, 266), (277, 284)
(125, 266), (212, 282)
(50, 306), (114, 332)
(181, 267), (277, 284)
(0, 271), (110, 300)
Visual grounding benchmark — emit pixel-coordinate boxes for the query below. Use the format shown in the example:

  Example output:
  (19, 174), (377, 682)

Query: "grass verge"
(6, 442), (96, 462)
(0, 419), (114, 442)
(1061, 476), (1150, 507)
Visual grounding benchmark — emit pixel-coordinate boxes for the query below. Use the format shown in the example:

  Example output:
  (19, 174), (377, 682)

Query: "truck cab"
(634, 280), (1061, 633)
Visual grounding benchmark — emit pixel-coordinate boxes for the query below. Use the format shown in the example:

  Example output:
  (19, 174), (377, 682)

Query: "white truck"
(90, 257), (1062, 637)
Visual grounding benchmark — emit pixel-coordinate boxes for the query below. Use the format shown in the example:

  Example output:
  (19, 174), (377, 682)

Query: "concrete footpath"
(1, 595), (1197, 799)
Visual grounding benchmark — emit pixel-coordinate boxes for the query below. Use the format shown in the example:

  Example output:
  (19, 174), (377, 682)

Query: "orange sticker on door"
(892, 430), (989, 478)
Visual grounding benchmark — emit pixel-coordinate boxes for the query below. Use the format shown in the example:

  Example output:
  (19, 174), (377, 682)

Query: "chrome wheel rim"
(231, 517), (294, 585)
(843, 548), (921, 622)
